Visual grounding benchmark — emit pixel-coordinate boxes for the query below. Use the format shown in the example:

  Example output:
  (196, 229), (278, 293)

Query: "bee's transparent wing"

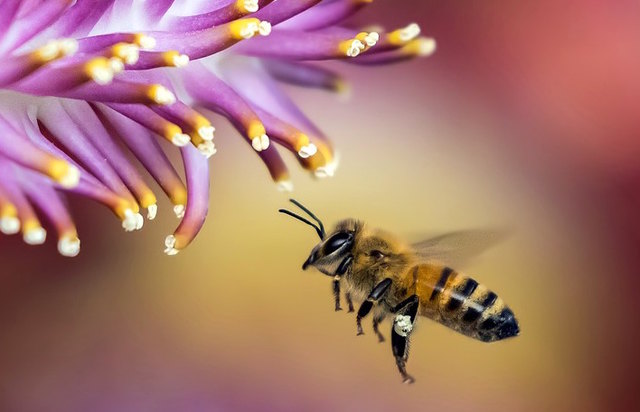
(411, 229), (509, 268)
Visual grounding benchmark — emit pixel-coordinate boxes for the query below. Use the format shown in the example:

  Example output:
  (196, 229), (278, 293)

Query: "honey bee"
(279, 199), (520, 384)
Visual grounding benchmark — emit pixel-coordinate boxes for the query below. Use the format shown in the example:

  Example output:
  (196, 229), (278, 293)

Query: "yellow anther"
(47, 158), (80, 188)
(147, 84), (176, 105)
(229, 18), (261, 40)
(403, 37), (437, 57)
(247, 120), (266, 139)
(84, 57), (113, 85)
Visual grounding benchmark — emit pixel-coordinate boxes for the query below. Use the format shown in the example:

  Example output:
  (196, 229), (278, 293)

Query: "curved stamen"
(164, 146), (210, 255)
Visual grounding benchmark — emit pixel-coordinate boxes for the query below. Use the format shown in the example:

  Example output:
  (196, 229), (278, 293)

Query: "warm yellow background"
(2, 1), (637, 411)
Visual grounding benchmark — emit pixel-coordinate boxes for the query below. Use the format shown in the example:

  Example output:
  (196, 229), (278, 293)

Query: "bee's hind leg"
(391, 295), (419, 384)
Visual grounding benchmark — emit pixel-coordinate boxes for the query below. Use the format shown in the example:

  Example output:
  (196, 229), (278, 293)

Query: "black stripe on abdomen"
(430, 267), (453, 301)
(446, 278), (478, 311)
(462, 291), (497, 323)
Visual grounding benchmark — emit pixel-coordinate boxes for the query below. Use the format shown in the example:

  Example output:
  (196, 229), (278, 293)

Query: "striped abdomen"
(416, 265), (520, 342)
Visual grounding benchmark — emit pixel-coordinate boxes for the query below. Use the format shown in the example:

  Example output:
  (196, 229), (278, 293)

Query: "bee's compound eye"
(370, 250), (385, 260)
(323, 232), (352, 255)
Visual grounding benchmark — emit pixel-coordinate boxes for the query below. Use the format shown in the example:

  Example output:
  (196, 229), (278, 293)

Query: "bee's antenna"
(288, 198), (326, 238)
(278, 209), (324, 240)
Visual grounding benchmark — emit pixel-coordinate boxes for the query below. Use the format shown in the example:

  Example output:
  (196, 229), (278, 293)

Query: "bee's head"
(302, 219), (361, 276)
(279, 200), (359, 277)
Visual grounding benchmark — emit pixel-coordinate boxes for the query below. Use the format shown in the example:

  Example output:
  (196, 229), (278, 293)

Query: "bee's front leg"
(391, 295), (419, 384)
(332, 255), (353, 312)
(332, 276), (342, 311)
(356, 278), (393, 335)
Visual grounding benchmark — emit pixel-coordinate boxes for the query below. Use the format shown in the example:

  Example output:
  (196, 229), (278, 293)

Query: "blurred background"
(1, 1), (639, 411)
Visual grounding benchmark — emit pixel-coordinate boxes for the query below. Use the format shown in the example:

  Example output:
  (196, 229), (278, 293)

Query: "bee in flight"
(279, 199), (520, 384)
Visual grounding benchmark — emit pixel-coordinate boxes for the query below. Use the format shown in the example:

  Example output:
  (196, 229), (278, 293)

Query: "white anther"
(240, 22), (259, 39)
(243, 0), (259, 13)
(416, 37), (437, 56)
(108, 57), (125, 73)
(173, 204), (185, 219)
(171, 132), (191, 147)
(138, 34), (156, 50)
(24, 227), (47, 245)
(58, 38), (79, 55)
(152, 86), (176, 105)
(251, 134), (270, 151)
(258, 21), (272, 36)
(346, 39), (365, 57)
(394, 314), (413, 337)
(0, 216), (20, 234)
(58, 164), (80, 188)
(172, 53), (190, 67)
(90, 65), (114, 85)
(122, 209), (138, 232)
(39, 41), (60, 61)
(134, 212), (144, 230)
(57, 235), (80, 257)
(276, 180), (294, 192)
(364, 32), (379, 47)
(119, 44), (139, 65)
(198, 125), (215, 141)
(147, 204), (158, 220)
(164, 234), (179, 255)
(314, 161), (338, 178)
(297, 143), (317, 158)
(197, 141), (217, 158)
(399, 23), (421, 42)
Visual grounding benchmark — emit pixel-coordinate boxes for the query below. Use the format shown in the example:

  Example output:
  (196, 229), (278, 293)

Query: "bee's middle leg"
(372, 312), (386, 343)
(356, 278), (392, 335)
(345, 292), (355, 312)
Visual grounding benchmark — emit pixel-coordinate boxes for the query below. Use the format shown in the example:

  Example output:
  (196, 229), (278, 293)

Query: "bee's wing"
(411, 229), (509, 268)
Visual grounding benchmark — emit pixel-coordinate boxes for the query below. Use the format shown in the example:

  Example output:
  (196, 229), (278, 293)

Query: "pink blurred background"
(1, 1), (639, 411)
